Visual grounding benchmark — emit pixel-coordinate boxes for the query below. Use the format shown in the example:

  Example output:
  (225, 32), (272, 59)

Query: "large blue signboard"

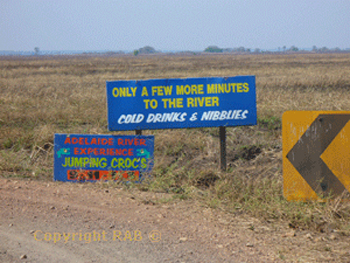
(54, 134), (154, 182)
(106, 76), (256, 131)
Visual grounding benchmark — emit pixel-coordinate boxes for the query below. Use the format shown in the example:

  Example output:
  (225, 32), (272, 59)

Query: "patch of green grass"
(258, 116), (281, 130)
(3, 138), (14, 149)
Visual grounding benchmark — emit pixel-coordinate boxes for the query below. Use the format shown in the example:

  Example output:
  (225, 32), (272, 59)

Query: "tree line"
(27, 45), (349, 56)
(132, 45), (349, 55)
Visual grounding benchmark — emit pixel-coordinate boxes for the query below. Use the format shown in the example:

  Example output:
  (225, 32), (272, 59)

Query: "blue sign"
(54, 134), (154, 182)
(106, 76), (256, 131)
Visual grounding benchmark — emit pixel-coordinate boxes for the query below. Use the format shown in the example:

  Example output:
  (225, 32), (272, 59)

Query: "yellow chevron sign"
(283, 111), (350, 201)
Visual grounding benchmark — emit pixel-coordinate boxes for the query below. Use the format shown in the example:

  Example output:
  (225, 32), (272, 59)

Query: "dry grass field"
(1, 52), (350, 233)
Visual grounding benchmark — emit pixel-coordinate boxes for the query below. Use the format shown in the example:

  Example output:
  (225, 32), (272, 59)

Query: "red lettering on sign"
(118, 139), (124, 145)
(67, 170), (139, 181)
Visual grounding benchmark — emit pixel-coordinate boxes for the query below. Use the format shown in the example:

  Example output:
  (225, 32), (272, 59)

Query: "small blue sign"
(54, 134), (154, 182)
(106, 76), (256, 131)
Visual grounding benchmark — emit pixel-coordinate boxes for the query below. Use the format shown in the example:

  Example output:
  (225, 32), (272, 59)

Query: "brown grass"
(1, 53), (350, 232)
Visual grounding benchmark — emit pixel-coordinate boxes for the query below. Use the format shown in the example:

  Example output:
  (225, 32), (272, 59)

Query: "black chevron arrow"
(286, 114), (350, 198)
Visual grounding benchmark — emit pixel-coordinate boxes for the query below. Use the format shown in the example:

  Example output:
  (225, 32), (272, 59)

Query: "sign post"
(220, 126), (226, 171)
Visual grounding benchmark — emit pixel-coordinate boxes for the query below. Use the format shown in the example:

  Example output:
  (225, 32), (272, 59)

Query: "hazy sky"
(1, 0), (349, 51)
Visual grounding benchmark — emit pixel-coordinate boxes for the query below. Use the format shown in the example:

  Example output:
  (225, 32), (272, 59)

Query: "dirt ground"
(0, 178), (349, 263)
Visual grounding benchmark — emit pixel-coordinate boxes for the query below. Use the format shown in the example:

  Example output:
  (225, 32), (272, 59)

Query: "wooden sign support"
(219, 126), (226, 171)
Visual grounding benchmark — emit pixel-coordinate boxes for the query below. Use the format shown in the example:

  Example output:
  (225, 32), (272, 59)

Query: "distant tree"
(290, 45), (299, 52)
(253, 48), (261, 53)
(34, 47), (40, 55)
(204, 46), (223, 53)
(133, 50), (139, 56)
(319, 46), (329, 53)
(312, 45), (318, 52)
(138, 46), (157, 54)
(283, 46), (286, 52)
(237, 46), (245, 52)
